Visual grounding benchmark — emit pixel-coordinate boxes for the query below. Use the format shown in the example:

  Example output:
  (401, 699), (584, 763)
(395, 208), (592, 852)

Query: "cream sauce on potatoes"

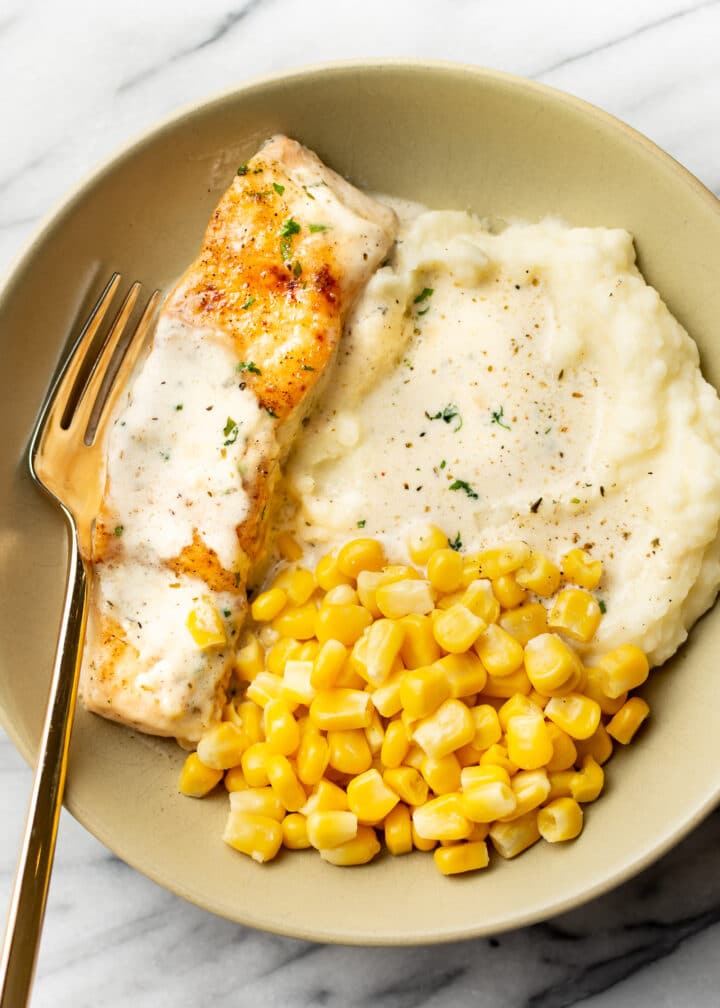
(285, 203), (720, 665)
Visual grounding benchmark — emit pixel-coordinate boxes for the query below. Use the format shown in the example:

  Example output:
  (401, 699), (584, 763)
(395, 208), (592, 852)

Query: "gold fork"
(0, 275), (160, 1008)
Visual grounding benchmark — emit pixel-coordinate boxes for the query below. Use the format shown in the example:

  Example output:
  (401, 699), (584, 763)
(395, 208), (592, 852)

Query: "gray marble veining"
(2, 2), (720, 1005)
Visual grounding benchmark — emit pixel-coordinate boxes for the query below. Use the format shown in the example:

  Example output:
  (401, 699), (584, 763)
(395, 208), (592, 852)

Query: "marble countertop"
(2, 1), (720, 1005)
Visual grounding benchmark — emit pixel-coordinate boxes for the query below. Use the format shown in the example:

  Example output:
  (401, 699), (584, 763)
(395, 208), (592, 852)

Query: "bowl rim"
(2, 58), (720, 945)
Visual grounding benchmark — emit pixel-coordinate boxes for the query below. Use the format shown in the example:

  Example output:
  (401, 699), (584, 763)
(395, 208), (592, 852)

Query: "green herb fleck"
(302, 364), (315, 371)
(440, 459), (446, 470)
(357, 519), (366, 529)
(242, 296), (255, 310)
(598, 599), (607, 614)
(303, 185), (316, 200)
(425, 404), (462, 432)
(237, 163), (248, 176)
(414, 287), (434, 304)
(223, 608), (232, 618)
(175, 404), (183, 411)
(293, 260), (303, 278)
(236, 361), (262, 375)
(570, 497), (581, 504)
(491, 406), (511, 430)
(223, 417), (239, 445)
(266, 407), (279, 418)
(449, 479), (479, 500)
(273, 182), (285, 195)
(309, 223), (331, 233)
(114, 525), (124, 536)
(280, 217), (301, 238)
(448, 532), (463, 551)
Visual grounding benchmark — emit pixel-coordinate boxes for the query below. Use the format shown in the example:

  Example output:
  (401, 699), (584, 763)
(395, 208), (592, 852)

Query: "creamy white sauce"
(285, 204), (720, 665)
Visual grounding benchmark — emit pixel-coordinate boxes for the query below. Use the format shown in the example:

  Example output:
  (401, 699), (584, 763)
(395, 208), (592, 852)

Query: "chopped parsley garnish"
(491, 405), (511, 430)
(223, 417), (239, 445)
(266, 407), (279, 418)
(302, 364), (315, 371)
(448, 532), (463, 551)
(175, 404), (183, 411)
(293, 260), (302, 278)
(309, 223), (331, 233)
(114, 525), (124, 536)
(280, 217), (301, 237)
(357, 519), (366, 528)
(414, 287), (434, 304)
(598, 599), (607, 614)
(236, 361), (262, 375)
(449, 479), (479, 499)
(242, 296), (255, 310)
(237, 163), (249, 176)
(425, 404), (462, 432)
(440, 459), (446, 469)
(273, 182), (285, 195)
(223, 608), (232, 618)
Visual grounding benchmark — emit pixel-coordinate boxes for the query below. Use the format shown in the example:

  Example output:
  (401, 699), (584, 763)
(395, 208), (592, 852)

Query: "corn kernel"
(263, 699), (300, 756)
(364, 618), (405, 684)
(523, 633), (581, 696)
(272, 602), (318, 641)
(229, 787), (285, 821)
(403, 742), (426, 771)
(400, 666), (452, 719)
(284, 567), (316, 606)
(196, 723), (247, 770)
(224, 766), (249, 793)
(455, 743), (485, 767)
(505, 713), (554, 771)
(384, 803), (413, 855)
(347, 768), (400, 824)
(300, 779), (350, 816)
(282, 812), (311, 849)
(383, 766), (429, 806)
(460, 579), (501, 623)
(582, 668), (627, 715)
(235, 634), (265, 682)
(595, 645), (650, 699)
(266, 637), (302, 676)
(246, 671), (286, 709)
(561, 548), (602, 590)
(265, 753), (306, 812)
(307, 809), (358, 849)
(355, 570), (383, 618)
(492, 574), (527, 609)
(545, 724), (578, 772)
(500, 602), (548, 645)
(479, 743), (518, 776)
(548, 588), (602, 643)
(408, 524), (450, 565)
(515, 551), (561, 596)
(237, 700), (264, 747)
(364, 711), (384, 757)
(433, 604), (486, 653)
(296, 730), (330, 786)
(461, 781), (517, 822)
(489, 811), (541, 858)
(251, 587), (288, 622)
(482, 667), (532, 698)
(607, 697), (650, 744)
(547, 769), (576, 800)
(412, 794), (473, 841)
(460, 764), (511, 789)
(314, 603), (371, 646)
(538, 797), (584, 842)
(574, 722), (614, 766)
(186, 599), (227, 649)
(474, 623), (524, 677)
(399, 614), (442, 669)
(241, 742), (274, 787)
(433, 653), (487, 699)
(311, 639), (348, 690)
(310, 689), (372, 731)
(376, 579), (435, 619)
(545, 693), (601, 740)
(412, 823), (438, 851)
(502, 769), (550, 819)
(528, 688), (550, 710)
(320, 825), (381, 866)
(381, 720), (409, 769)
(370, 674), (404, 718)
(315, 551), (353, 591)
(420, 753), (462, 794)
(497, 693), (542, 731)
(426, 548), (464, 593)
(178, 752), (223, 797)
(327, 729), (373, 775)
(413, 699), (476, 759)
(337, 537), (386, 578)
(476, 542), (530, 580)
(281, 659), (316, 706)
(223, 811), (283, 863)
(571, 754), (605, 802)
(324, 584), (360, 606)
(434, 840), (489, 875)
(467, 704), (502, 750)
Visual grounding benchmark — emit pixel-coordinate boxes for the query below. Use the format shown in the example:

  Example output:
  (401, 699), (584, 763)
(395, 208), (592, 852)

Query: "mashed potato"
(284, 204), (720, 666)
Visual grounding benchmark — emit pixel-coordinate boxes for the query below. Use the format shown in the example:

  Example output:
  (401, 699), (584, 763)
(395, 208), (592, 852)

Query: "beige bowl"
(2, 62), (720, 945)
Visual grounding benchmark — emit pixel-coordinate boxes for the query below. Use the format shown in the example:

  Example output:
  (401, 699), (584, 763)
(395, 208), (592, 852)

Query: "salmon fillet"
(79, 136), (397, 741)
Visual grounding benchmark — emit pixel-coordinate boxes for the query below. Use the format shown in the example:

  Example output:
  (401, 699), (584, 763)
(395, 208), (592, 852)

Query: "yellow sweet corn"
(376, 579), (435, 619)
(265, 753), (306, 812)
(413, 699), (476, 759)
(489, 811), (541, 858)
(538, 798), (584, 842)
(408, 524), (450, 565)
(186, 598), (227, 649)
(492, 574), (528, 609)
(505, 713), (554, 771)
(561, 548), (602, 590)
(398, 614), (441, 669)
(246, 671), (287, 709)
(607, 697), (650, 744)
(383, 766), (429, 806)
(320, 825), (381, 866)
(347, 768), (400, 824)
(251, 587), (288, 622)
(460, 764), (511, 790)
(524, 633), (583, 695)
(547, 769), (576, 800)
(500, 602), (548, 645)
(434, 840), (490, 875)
(282, 813), (311, 849)
(581, 668), (627, 715)
(272, 601), (318, 640)
(178, 753), (223, 797)
(310, 689), (372, 731)
(300, 779), (350, 816)
(223, 811), (283, 863)
(594, 645), (650, 699)
(364, 709), (385, 755)
(574, 723), (614, 766)
(296, 730), (330, 787)
(497, 693), (542, 731)
(435, 653), (487, 699)
(479, 743), (518, 776)
(311, 639), (348, 690)
(315, 604), (373, 646)
(235, 633), (265, 682)
(482, 667), (532, 698)
(327, 729), (373, 775)
(400, 665), (452, 719)
(469, 704), (502, 750)
(545, 723), (578, 772)
(266, 637), (302, 677)
(545, 693), (601, 740)
(364, 618), (405, 684)
(381, 720), (409, 769)
(315, 551), (353, 591)
(515, 551), (561, 596)
(355, 570), (384, 618)
(263, 699), (300, 756)
(427, 548), (464, 593)
(433, 604), (486, 653)
(229, 787), (285, 822)
(412, 794), (473, 841)
(412, 823), (438, 851)
(306, 809), (358, 849)
(281, 660), (316, 706)
(474, 623), (524, 677)
(323, 584), (360, 606)
(502, 768), (550, 820)
(370, 673), (405, 718)
(475, 542), (530, 580)
(548, 588), (602, 643)
(238, 701), (264, 747)
(196, 723), (247, 770)
(224, 766), (249, 793)
(384, 803), (413, 855)
(571, 755), (605, 802)
(420, 753), (462, 794)
(337, 537), (386, 578)
(461, 781), (517, 822)
(276, 531), (304, 562)
(459, 579), (501, 624)
(241, 742), (274, 787)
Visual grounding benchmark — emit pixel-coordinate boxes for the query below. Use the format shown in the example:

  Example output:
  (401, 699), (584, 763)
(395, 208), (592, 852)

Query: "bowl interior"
(2, 63), (720, 944)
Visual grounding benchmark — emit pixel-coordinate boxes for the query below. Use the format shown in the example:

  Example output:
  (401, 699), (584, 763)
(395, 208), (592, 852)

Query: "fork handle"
(0, 527), (88, 1007)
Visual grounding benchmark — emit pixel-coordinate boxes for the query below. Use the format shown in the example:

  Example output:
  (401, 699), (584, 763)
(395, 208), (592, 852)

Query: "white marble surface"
(2, 1), (720, 1005)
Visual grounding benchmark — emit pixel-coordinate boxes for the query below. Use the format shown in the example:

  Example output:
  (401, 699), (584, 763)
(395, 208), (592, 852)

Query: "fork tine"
(37, 274), (122, 436)
(90, 288), (161, 445)
(70, 282), (141, 439)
